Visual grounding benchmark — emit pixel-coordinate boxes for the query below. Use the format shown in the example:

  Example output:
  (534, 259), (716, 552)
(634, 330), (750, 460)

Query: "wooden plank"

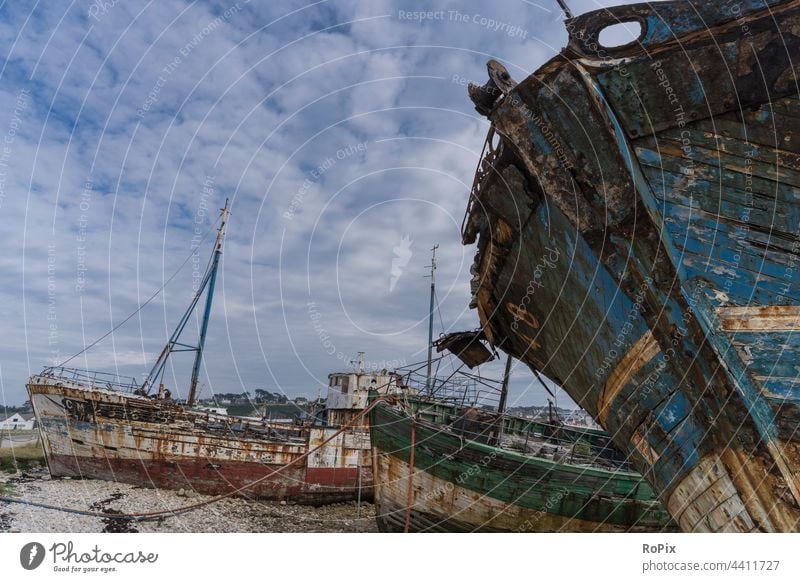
(597, 331), (660, 425)
(636, 146), (800, 209)
(639, 139), (800, 189)
(641, 165), (800, 232)
(666, 453), (755, 532)
(658, 117), (800, 166)
(719, 306), (800, 330)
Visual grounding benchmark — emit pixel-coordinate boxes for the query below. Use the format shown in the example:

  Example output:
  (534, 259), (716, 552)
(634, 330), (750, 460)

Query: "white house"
(195, 406), (228, 416)
(0, 412), (36, 430)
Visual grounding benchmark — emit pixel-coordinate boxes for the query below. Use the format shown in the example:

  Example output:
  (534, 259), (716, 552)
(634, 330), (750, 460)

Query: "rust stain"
(27, 375), (376, 503)
(631, 426), (660, 466)
(597, 330), (660, 425)
(506, 302), (540, 329)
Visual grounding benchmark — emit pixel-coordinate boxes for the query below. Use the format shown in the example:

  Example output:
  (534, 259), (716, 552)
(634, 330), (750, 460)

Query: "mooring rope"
(0, 396), (393, 522)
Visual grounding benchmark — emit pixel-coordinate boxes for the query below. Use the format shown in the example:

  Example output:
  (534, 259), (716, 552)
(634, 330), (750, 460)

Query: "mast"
(187, 198), (229, 406)
(497, 353), (512, 415)
(492, 353), (513, 444)
(351, 352), (365, 374)
(425, 244), (438, 395)
(138, 199), (230, 400)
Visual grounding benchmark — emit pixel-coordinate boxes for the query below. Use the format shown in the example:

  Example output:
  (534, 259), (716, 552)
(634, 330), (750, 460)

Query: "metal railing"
(400, 396), (632, 472)
(429, 375), (500, 409)
(37, 366), (140, 394)
(461, 127), (499, 242)
(398, 366), (501, 410)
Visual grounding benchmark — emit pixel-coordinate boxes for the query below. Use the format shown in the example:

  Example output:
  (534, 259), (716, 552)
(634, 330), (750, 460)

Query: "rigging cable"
(432, 286), (456, 375)
(55, 217), (220, 368)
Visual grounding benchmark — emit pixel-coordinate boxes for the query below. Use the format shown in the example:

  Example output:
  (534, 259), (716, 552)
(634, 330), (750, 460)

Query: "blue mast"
(188, 198), (229, 406)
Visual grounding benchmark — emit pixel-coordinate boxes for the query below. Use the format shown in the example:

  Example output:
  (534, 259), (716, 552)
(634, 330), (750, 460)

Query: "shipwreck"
(463, 0), (800, 531)
(27, 202), (406, 503)
(369, 361), (675, 532)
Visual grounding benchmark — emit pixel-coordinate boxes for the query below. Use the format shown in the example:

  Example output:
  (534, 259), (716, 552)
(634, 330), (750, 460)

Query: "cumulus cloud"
(0, 0), (648, 409)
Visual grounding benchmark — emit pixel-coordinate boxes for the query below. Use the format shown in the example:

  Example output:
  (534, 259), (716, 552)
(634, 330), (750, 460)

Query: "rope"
(0, 396), (393, 522)
(403, 415), (416, 533)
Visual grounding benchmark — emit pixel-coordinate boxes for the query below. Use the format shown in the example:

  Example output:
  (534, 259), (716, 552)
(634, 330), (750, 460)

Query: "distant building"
(293, 397), (309, 405)
(0, 412), (37, 430)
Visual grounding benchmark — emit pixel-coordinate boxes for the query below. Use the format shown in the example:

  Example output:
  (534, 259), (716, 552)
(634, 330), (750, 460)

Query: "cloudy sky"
(0, 0), (639, 409)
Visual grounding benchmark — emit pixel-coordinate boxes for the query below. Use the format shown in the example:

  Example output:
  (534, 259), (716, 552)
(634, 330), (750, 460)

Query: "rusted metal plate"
(433, 330), (495, 368)
(28, 378), (372, 504)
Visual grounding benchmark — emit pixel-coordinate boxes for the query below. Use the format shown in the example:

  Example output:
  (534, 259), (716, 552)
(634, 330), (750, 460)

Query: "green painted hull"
(369, 399), (676, 532)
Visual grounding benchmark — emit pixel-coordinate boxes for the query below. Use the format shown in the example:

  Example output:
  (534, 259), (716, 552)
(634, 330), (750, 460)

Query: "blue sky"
(0, 0), (639, 409)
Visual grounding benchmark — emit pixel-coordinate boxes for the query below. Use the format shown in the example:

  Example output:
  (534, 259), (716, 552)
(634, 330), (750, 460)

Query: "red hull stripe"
(48, 454), (371, 502)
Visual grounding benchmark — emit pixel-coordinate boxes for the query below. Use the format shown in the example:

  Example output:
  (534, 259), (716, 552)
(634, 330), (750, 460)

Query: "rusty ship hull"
(464, 0), (800, 531)
(28, 374), (371, 504)
(369, 397), (674, 532)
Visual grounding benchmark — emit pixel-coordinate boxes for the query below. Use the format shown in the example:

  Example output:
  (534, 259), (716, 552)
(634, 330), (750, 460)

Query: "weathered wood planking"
(369, 400), (675, 532)
(463, 0), (800, 530)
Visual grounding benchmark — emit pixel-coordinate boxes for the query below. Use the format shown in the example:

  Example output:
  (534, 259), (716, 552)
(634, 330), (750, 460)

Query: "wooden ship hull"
(28, 371), (371, 504)
(369, 397), (674, 532)
(463, 0), (800, 531)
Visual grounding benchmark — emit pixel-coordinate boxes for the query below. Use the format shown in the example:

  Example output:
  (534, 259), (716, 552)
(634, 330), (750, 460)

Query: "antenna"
(425, 244), (438, 394)
(556, 0), (573, 19)
(350, 352), (365, 373)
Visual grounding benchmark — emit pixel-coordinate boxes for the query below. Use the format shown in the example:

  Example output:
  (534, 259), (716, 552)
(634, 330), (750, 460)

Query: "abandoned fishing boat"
(463, 0), (800, 531)
(27, 364), (402, 503)
(368, 368), (674, 532)
(27, 201), (404, 503)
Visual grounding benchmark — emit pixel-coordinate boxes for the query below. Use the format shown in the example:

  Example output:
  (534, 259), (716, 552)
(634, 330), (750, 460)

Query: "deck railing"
(461, 127), (499, 243)
(397, 394), (632, 472)
(37, 366), (140, 394)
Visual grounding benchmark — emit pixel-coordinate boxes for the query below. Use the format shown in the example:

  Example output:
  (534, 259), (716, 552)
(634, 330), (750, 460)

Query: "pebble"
(0, 468), (378, 533)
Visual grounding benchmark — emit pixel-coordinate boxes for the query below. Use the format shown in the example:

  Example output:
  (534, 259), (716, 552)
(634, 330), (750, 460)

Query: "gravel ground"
(0, 468), (377, 533)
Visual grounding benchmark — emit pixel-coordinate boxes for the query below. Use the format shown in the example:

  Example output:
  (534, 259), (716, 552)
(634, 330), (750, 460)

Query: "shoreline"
(0, 468), (377, 533)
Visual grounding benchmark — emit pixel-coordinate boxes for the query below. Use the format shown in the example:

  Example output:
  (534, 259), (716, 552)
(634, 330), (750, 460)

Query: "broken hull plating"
(28, 377), (371, 504)
(465, 0), (800, 531)
(369, 401), (674, 532)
